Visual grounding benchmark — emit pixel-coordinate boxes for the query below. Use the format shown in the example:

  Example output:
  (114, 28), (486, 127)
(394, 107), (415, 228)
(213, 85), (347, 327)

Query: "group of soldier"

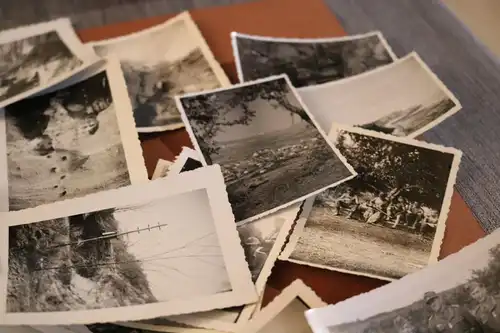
(330, 188), (436, 232)
(363, 281), (500, 333)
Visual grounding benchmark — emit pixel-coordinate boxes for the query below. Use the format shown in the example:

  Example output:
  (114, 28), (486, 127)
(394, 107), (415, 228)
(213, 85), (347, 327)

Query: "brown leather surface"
(77, 0), (486, 305)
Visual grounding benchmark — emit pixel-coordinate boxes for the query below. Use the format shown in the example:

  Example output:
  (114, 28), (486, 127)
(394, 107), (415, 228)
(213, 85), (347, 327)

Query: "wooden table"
(78, 0), (486, 306)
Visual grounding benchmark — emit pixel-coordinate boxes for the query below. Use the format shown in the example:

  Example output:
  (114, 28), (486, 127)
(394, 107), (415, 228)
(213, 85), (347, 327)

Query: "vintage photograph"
(281, 125), (461, 281)
(299, 52), (462, 138)
(151, 159), (173, 180)
(0, 59), (147, 211)
(91, 12), (230, 133)
(0, 165), (256, 325)
(0, 18), (97, 108)
(167, 147), (204, 176)
(231, 31), (396, 88)
(241, 279), (326, 333)
(177, 75), (356, 224)
(306, 230), (500, 333)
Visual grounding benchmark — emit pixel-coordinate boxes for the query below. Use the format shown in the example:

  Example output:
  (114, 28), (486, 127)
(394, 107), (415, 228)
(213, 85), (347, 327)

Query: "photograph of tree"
(299, 53), (461, 138)
(178, 76), (354, 223)
(7, 189), (230, 313)
(306, 230), (500, 333)
(4, 69), (136, 211)
(0, 31), (82, 104)
(232, 32), (395, 88)
(92, 13), (229, 132)
(286, 127), (460, 280)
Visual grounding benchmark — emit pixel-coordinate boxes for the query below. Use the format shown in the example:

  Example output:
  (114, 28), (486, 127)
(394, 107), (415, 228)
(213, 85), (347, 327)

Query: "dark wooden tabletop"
(78, 0), (486, 305)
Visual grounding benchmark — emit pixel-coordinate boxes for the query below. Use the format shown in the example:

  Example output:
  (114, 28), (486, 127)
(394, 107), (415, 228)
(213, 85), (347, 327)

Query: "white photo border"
(175, 74), (357, 225)
(0, 165), (257, 325)
(280, 123), (462, 281)
(151, 159), (174, 180)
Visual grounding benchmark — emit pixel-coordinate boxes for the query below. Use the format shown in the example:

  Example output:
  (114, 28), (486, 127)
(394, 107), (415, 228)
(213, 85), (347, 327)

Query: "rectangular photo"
(299, 52), (462, 138)
(231, 31), (396, 88)
(176, 75), (356, 224)
(281, 124), (461, 281)
(0, 18), (98, 108)
(0, 58), (148, 212)
(306, 229), (500, 333)
(89, 12), (230, 133)
(0, 165), (257, 325)
(240, 279), (326, 333)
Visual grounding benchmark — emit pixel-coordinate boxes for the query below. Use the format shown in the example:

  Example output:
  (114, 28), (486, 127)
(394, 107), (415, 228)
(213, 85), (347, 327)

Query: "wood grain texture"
(77, 0), (485, 304)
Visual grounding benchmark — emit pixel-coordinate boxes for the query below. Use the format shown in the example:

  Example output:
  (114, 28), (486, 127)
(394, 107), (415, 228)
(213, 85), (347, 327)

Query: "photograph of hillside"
(7, 189), (231, 313)
(4, 70), (133, 211)
(93, 14), (228, 132)
(299, 53), (460, 137)
(233, 32), (394, 88)
(179, 76), (354, 223)
(0, 31), (82, 103)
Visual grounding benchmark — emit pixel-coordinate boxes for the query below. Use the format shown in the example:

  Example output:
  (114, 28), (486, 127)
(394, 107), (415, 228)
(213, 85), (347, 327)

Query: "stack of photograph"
(0, 6), (482, 333)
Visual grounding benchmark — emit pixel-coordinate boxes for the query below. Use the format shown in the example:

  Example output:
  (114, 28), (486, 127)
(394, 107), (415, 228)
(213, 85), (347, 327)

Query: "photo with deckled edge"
(89, 12), (230, 133)
(298, 52), (462, 138)
(0, 165), (257, 325)
(176, 74), (357, 225)
(0, 58), (148, 212)
(281, 124), (461, 281)
(151, 159), (173, 180)
(0, 18), (99, 109)
(75, 322), (225, 333)
(231, 31), (397, 87)
(306, 229), (500, 333)
(240, 279), (326, 333)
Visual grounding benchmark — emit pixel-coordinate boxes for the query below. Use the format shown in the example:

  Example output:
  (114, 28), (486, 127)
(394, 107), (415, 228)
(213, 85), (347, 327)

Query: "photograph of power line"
(1, 165), (256, 325)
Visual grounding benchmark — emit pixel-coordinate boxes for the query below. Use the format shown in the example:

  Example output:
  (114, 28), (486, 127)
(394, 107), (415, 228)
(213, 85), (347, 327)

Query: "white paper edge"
(151, 159), (174, 180)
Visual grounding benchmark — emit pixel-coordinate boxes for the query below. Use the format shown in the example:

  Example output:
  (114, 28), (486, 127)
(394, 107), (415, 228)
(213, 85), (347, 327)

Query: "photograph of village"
(7, 189), (230, 313)
(179, 77), (354, 222)
(233, 32), (394, 88)
(287, 128), (458, 280)
(93, 17), (227, 132)
(298, 54), (460, 137)
(0, 31), (82, 103)
(327, 236), (500, 333)
(5, 71), (131, 211)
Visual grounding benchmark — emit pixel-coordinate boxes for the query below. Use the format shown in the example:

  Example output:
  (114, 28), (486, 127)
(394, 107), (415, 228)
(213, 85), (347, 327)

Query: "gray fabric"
(325, 0), (500, 233)
(2, 0), (498, 232)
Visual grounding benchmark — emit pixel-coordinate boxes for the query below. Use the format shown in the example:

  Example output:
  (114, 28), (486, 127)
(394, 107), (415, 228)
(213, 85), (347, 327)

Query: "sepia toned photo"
(231, 31), (396, 88)
(299, 52), (462, 138)
(0, 59), (147, 212)
(306, 229), (500, 333)
(0, 165), (256, 325)
(281, 125), (461, 281)
(90, 12), (230, 133)
(177, 75), (356, 224)
(241, 279), (326, 333)
(0, 18), (98, 108)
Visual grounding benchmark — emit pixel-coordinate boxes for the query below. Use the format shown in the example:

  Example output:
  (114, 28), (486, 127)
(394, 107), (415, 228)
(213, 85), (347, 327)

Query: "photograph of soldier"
(332, 188), (360, 219)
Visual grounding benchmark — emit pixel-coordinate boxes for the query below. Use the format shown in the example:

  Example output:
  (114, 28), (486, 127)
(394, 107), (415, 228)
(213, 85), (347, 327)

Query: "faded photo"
(4, 71), (133, 211)
(84, 325), (153, 333)
(256, 299), (312, 333)
(178, 76), (355, 223)
(232, 32), (395, 88)
(306, 230), (500, 333)
(92, 13), (229, 132)
(286, 127), (460, 280)
(299, 53), (461, 138)
(0, 31), (82, 104)
(7, 189), (230, 313)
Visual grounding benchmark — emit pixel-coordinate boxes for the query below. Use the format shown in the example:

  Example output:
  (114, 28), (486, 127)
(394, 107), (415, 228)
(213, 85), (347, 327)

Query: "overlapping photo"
(281, 124), (461, 281)
(176, 75), (356, 224)
(0, 58), (147, 212)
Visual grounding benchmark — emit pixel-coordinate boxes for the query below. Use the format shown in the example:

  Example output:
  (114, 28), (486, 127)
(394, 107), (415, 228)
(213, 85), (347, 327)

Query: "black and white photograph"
(177, 75), (356, 224)
(299, 53), (462, 138)
(90, 12), (230, 133)
(306, 229), (500, 333)
(0, 18), (97, 108)
(241, 279), (326, 333)
(0, 165), (257, 325)
(281, 125), (461, 281)
(166, 147), (204, 176)
(231, 31), (396, 88)
(0, 59), (147, 212)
